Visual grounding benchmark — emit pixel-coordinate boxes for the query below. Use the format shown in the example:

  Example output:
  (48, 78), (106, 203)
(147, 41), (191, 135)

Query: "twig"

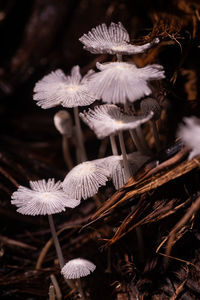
(50, 274), (62, 300)
(0, 235), (37, 250)
(164, 196), (200, 268)
(49, 285), (55, 300)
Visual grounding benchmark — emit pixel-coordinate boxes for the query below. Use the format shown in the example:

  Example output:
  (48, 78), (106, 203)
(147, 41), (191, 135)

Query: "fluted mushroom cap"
(62, 160), (110, 200)
(79, 22), (159, 55)
(61, 258), (96, 279)
(87, 62), (165, 104)
(11, 179), (80, 216)
(80, 104), (154, 139)
(33, 66), (96, 109)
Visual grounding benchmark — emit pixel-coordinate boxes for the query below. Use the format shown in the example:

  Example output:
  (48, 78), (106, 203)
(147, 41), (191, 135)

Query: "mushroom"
(54, 110), (73, 170)
(79, 22), (159, 57)
(61, 258), (96, 300)
(33, 66), (97, 163)
(87, 62), (164, 105)
(11, 178), (80, 289)
(177, 116), (200, 160)
(80, 104), (153, 181)
(62, 160), (110, 200)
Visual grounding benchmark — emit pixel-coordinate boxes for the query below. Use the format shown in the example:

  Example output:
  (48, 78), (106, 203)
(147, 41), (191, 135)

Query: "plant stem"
(48, 215), (75, 290)
(62, 135), (73, 170)
(129, 129), (145, 153)
(109, 135), (118, 155)
(77, 278), (86, 300)
(123, 101), (145, 154)
(98, 138), (108, 158)
(50, 274), (62, 300)
(48, 215), (65, 269)
(116, 54), (122, 62)
(118, 131), (131, 181)
(73, 107), (87, 162)
(152, 120), (161, 151)
(49, 285), (55, 300)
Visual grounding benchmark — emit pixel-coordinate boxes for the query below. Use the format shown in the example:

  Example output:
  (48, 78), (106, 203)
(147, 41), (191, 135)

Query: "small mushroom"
(11, 179), (80, 290)
(54, 110), (73, 170)
(62, 160), (109, 200)
(79, 22), (159, 57)
(61, 258), (96, 300)
(33, 66), (97, 163)
(177, 116), (200, 160)
(87, 62), (165, 104)
(80, 104), (153, 181)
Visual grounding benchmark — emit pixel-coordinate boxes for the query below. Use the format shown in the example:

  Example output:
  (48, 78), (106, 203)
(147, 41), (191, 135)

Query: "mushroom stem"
(116, 54), (122, 62)
(62, 135), (73, 170)
(73, 107), (87, 162)
(77, 278), (86, 300)
(48, 215), (65, 268)
(151, 119), (161, 151)
(109, 135), (118, 155)
(98, 138), (108, 158)
(118, 131), (131, 181)
(48, 215), (75, 290)
(123, 101), (146, 154)
(123, 101), (145, 154)
(129, 129), (145, 153)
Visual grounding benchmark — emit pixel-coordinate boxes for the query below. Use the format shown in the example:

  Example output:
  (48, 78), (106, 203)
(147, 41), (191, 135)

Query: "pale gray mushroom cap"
(177, 116), (200, 160)
(87, 62), (165, 104)
(99, 153), (149, 189)
(61, 258), (96, 279)
(33, 66), (96, 109)
(79, 22), (159, 55)
(104, 155), (125, 190)
(80, 104), (154, 139)
(54, 110), (73, 137)
(140, 98), (161, 121)
(11, 179), (80, 216)
(62, 161), (110, 200)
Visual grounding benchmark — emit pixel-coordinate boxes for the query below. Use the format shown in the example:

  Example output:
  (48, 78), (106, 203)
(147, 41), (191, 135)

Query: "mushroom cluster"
(11, 21), (167, 298)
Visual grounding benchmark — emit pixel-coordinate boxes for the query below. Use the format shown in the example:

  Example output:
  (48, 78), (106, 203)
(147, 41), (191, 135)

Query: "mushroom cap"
(61, 258), (96, 279)
(62, 160), (110, 200)
(54, 110), (73, 136)
(79, 22), (159, 55)
(80, 104), (154, 139)
(87, 62), (165, 104)
(99, 153), (150, 189)
(11, 179), (80, 216)
(177, 116), (200, 160)
(140, 98), (161, 121)
(33, 66), (96, 109)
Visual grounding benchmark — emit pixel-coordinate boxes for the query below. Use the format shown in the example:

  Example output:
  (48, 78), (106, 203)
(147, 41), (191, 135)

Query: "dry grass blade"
(164, 196), (200, 268)
(170, 278), (187, 300)
(105, 198), (192, 247)
(0, 235), (37, 251)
